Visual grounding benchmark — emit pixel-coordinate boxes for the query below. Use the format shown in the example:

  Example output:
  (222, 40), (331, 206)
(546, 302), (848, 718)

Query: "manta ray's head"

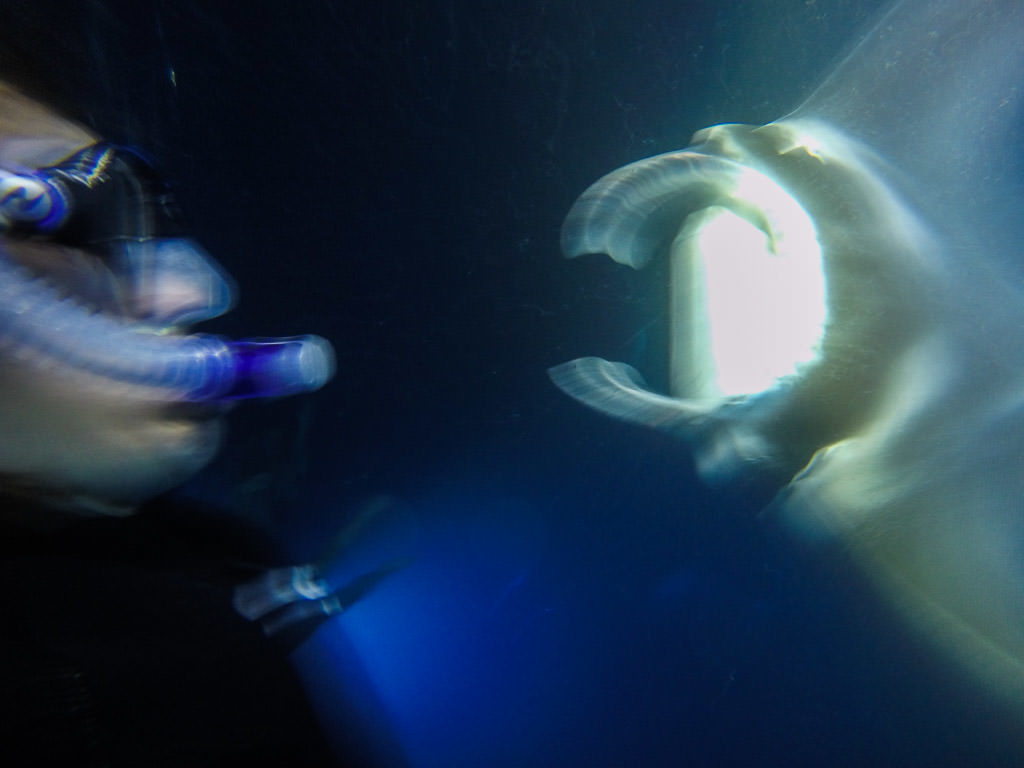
(550, 119), (940, 499)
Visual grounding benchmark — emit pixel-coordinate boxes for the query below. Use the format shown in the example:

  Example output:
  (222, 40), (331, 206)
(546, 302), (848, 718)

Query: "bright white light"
(673, 170), (826, 399)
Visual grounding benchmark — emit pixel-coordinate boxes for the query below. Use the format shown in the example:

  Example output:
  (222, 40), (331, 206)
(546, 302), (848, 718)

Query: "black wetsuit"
(0, 496), (336, 767)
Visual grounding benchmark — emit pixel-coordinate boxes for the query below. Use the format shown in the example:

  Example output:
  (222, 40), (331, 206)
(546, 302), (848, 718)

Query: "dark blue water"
(7, 1), (1022, 765)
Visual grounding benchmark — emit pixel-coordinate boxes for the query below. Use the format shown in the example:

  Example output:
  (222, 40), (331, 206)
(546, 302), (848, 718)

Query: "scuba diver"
(0, 82), (389, 766)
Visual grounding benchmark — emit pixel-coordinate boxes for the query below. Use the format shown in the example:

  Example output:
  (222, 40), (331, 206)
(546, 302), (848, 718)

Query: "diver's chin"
(0, 357), (227, 521)
(91, 410), (226, 511)
(13, 414), (223, 521)
(0, 414), (224, 522)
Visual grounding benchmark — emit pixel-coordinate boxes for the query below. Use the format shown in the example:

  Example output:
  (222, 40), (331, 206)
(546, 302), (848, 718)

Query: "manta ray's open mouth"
(559, 140), (828, 405)
(548, 123), (877, 483)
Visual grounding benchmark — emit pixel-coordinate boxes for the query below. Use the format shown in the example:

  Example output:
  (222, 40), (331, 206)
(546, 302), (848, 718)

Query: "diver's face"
(0, 240), (227, 516)
(0, 84), (333, 518)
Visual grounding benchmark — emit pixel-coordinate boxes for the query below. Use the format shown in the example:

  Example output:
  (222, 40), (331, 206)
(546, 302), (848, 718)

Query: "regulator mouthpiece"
(215, 335), (336, 401)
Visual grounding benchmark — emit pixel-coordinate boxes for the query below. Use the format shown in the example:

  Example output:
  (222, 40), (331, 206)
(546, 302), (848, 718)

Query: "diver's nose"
(114, 238), (237, 327)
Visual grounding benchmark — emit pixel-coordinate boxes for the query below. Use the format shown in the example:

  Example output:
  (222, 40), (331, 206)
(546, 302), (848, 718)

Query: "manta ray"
(550, 0), (1024, 719)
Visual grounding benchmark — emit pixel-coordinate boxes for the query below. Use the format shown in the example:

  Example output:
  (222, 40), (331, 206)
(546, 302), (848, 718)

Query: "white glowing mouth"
(559, 145), (828, 405)
(667, 166), (826, 400)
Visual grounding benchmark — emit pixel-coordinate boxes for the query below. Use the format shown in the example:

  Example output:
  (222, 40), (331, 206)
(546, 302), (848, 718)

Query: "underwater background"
(3, 1), (1022, 765)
